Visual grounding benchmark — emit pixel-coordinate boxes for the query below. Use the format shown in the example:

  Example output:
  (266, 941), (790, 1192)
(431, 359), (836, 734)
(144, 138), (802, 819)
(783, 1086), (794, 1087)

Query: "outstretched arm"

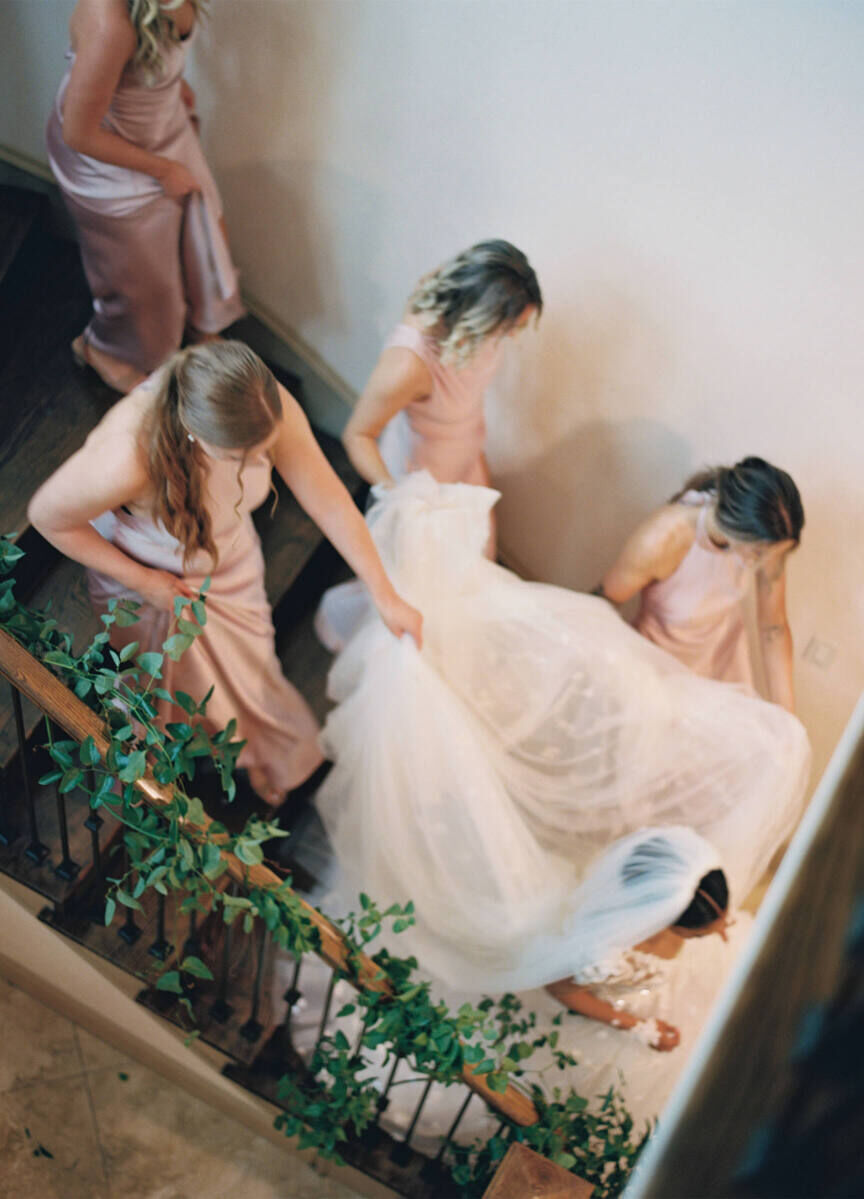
(272, 386), (422, 646)
(545, 978), (680, 1051)
(597, 507), (694, 605)
(755, 547), (795, 712)
(342, 348), (432, 487)
(27, 401), (191, 612)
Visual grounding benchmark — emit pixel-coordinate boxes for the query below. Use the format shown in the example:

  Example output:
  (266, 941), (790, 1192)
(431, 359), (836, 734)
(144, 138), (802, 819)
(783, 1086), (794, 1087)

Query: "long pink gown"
(635, 493), (755, 686)
(315, 323), (502, 651)
(46, 26), (244, 373)
(87, 444), (323, 798)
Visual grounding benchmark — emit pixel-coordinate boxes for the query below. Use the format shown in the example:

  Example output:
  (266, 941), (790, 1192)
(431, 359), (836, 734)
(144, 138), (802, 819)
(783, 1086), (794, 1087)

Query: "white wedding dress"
(315, 473), (809, 993)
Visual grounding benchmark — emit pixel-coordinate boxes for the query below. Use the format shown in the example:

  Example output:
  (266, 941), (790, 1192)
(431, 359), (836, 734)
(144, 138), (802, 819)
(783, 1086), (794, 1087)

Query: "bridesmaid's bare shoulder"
(70, 0), (137, 57)
(83, 388), (154, 490)
(635, 505), (697, 579)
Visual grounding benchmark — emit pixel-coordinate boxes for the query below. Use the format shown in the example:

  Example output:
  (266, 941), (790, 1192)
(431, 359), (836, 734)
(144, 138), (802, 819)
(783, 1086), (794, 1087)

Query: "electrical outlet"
(802, 637), (837, 670)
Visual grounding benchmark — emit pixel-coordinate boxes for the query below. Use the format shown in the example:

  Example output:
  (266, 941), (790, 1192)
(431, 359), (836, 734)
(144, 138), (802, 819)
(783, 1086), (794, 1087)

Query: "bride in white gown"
(290, 473), (810, 1140)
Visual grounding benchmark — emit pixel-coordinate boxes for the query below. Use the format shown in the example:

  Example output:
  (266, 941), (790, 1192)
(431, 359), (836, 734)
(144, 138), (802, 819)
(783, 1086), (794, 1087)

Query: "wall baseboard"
(0, 142), (357, 411)
(242, 292), (357, 410)
(0, 142), (54, 184)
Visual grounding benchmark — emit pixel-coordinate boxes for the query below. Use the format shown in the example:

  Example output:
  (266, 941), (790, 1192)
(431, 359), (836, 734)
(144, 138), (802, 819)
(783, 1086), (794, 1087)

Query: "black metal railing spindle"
(210, 897), (235, 1024)
(183, 908), (202, 959)
(433, 1089), (475, 1164)
(314, 968), (337, 1050)
(12, 687), (47, 863)
(390, 1076), (435, 1164)
(239, 923), (268, 1042)
(281, 954), (303, 1032)
(149, 891), (170, 960)
(46, 720), (80, 881)
(118, 850), (141, 945)
(0, 764), (18, 845)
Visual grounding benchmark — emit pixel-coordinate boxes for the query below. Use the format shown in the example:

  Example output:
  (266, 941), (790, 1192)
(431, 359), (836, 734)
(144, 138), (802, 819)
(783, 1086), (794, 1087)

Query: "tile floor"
(0, 974), (363, 1199)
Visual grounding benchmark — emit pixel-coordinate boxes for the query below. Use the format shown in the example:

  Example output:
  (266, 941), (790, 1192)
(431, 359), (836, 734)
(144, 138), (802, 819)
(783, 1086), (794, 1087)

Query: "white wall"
(1, 0), (862, 782)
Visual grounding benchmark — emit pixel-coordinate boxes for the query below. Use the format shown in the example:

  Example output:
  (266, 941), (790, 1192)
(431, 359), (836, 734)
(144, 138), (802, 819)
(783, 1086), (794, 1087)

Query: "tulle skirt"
(316, 473), (810, 992)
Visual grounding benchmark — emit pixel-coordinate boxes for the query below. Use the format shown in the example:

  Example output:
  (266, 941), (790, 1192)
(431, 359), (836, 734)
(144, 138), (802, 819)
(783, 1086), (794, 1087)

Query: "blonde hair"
(407, 239), (542, 366)
(146, 341), (282, 568)
(127, 0), (207, 83)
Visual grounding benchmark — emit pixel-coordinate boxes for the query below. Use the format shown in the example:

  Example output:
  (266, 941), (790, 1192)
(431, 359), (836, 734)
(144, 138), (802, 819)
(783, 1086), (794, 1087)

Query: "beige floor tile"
(0, 1074), (109, 1199)
(0, 976), (81, 1093)
(88, 1058), (360, 1199)
(75, 1025), (134, 1074)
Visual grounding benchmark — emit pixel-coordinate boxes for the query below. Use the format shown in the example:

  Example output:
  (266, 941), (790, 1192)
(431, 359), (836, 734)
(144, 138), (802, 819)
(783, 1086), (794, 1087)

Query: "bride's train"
(305, 472), (809, 1127)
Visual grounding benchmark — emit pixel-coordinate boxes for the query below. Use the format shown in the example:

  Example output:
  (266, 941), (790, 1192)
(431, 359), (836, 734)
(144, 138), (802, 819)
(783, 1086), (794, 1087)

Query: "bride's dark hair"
(672, 456), (804, 546)
(675, 868), (729, 929)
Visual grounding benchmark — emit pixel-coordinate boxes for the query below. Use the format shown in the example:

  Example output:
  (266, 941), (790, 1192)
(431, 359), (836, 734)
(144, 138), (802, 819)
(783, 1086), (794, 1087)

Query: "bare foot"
(647, 1019), (680, 1052)
(71, 334), (146, 394)
(247, 765), (285, 808)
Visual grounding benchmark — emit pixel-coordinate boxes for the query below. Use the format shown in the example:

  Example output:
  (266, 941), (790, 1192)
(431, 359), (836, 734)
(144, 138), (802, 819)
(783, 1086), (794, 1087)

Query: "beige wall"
(1, 0), (862, 782)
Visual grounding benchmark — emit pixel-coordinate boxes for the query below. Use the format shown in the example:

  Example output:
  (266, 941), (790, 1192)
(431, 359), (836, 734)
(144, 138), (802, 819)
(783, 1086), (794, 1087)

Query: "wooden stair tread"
(0, 559), (100, 768)
(0, 185), (42, 290)
(0, 234), (117, 540)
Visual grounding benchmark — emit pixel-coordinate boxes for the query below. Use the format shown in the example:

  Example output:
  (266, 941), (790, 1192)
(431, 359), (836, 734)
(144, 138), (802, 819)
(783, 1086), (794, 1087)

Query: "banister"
(0, 626), (539, 1126)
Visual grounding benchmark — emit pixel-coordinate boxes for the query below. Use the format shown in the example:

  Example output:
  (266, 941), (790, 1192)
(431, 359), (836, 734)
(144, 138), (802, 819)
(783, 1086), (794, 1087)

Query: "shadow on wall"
(495, 417), (691, 591)
(192, 1), (388, 357)
(489, 288), (688, 590)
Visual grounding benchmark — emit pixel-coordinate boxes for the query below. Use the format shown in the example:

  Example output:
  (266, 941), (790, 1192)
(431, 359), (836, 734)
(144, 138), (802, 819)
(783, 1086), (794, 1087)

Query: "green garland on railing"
(0, 537), (645, 1197)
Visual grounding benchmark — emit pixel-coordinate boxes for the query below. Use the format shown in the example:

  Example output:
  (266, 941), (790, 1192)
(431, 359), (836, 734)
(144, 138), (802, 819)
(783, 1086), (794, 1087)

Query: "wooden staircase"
(0, 179), (472, 1198)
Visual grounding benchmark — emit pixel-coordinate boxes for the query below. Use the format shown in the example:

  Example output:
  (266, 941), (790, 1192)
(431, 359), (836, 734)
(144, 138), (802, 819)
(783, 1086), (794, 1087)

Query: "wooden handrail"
(0, 626), (539, 1126)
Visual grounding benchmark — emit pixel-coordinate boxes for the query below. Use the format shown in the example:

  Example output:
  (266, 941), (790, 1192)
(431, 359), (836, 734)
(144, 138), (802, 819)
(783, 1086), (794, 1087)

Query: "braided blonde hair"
(407, 239), (542, 366)
(127, 0), (207, 83)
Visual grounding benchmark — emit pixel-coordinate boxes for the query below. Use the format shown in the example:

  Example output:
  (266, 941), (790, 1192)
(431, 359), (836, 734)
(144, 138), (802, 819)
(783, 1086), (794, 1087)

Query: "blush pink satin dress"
(87, 442), (323, 798)
(46, 26), (244, 373)
(315, 324), (503, 652)
(635, 493), (755, 686)
(377, 323), (502, 486)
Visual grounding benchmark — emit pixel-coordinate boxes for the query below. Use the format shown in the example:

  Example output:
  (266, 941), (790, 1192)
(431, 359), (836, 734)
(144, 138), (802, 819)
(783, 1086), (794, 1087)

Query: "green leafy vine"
(0, 537), (644, 1196)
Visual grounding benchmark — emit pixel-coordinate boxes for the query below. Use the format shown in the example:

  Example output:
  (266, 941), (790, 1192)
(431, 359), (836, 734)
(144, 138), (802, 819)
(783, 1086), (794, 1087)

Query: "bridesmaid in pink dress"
(315, 241), (541, 651)
(27, 341), (422, 807)
(46, 0), (244, 394)
(343, 239), (543, 534)
(598, 457), (804, 711)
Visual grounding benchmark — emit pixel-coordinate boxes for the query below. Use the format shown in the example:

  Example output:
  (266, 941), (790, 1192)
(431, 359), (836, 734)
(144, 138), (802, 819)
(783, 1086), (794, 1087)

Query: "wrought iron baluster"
(12, 687), (47, 863)
(313, 968), (338, 1051)
(183, 908), (202, 959)
(118, 849), (141, 945)
(82, 767), (107, 921)
(281, 954), (303, 1032)
(45, 718), (80, 881)
(239, 922), (268, 1042)
(210, 898), (235, 1024)
(148, 890), (170, 960)
(0, 761), (18, 845)
(390, 1076), (435, 1165)
(433, 1090), (475, 1164)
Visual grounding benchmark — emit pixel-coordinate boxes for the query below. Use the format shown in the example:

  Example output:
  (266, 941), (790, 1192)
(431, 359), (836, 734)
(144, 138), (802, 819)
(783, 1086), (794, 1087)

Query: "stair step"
(0, 185), (43, 293)
(0, 233), (117, 545)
